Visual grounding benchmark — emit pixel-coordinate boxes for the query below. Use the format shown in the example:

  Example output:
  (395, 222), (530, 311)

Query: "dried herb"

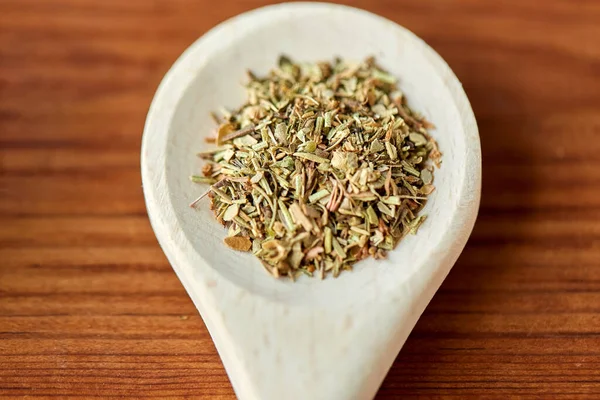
(223, 236), (252, 252)
(191, 56), (441, 279)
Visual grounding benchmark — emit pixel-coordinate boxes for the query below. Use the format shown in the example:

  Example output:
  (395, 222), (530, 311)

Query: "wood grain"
(1, 0), (599, 398)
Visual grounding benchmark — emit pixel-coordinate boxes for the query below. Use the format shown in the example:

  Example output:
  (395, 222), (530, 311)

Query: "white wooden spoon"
(141, 3), (481, 399)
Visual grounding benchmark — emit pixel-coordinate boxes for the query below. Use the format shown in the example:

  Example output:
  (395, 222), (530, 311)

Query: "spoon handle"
(172, 262), (432, 400)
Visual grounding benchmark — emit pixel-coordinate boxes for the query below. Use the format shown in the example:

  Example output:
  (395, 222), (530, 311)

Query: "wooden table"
(1, 0), (599, 398)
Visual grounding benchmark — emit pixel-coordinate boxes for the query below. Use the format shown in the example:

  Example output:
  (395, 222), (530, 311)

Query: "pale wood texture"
(142, 4), (479, 399)
(1, 0), (599, 398)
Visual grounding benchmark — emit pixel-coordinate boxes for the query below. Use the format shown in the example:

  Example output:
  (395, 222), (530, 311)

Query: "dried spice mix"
(191, 56), (441, 279)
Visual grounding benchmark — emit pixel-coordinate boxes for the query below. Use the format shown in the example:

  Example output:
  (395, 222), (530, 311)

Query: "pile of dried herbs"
(191, 56), (441, 279)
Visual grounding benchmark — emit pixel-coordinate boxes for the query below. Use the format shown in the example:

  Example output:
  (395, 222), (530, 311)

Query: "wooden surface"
(1, 0), (599, 398)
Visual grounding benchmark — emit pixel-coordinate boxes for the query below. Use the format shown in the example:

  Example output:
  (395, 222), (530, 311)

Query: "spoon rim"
(141, 1), (481, 306)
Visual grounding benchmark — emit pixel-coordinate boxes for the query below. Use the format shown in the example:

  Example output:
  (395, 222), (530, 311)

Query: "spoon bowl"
(142, 3), (481, 399)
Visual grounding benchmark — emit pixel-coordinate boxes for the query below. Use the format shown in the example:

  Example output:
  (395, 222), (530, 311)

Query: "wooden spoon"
(141, 3), (481, 399)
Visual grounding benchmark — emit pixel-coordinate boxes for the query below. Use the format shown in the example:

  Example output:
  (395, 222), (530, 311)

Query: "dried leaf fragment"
(223, 204), (240, 221)
(223, 236), (252, 252)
